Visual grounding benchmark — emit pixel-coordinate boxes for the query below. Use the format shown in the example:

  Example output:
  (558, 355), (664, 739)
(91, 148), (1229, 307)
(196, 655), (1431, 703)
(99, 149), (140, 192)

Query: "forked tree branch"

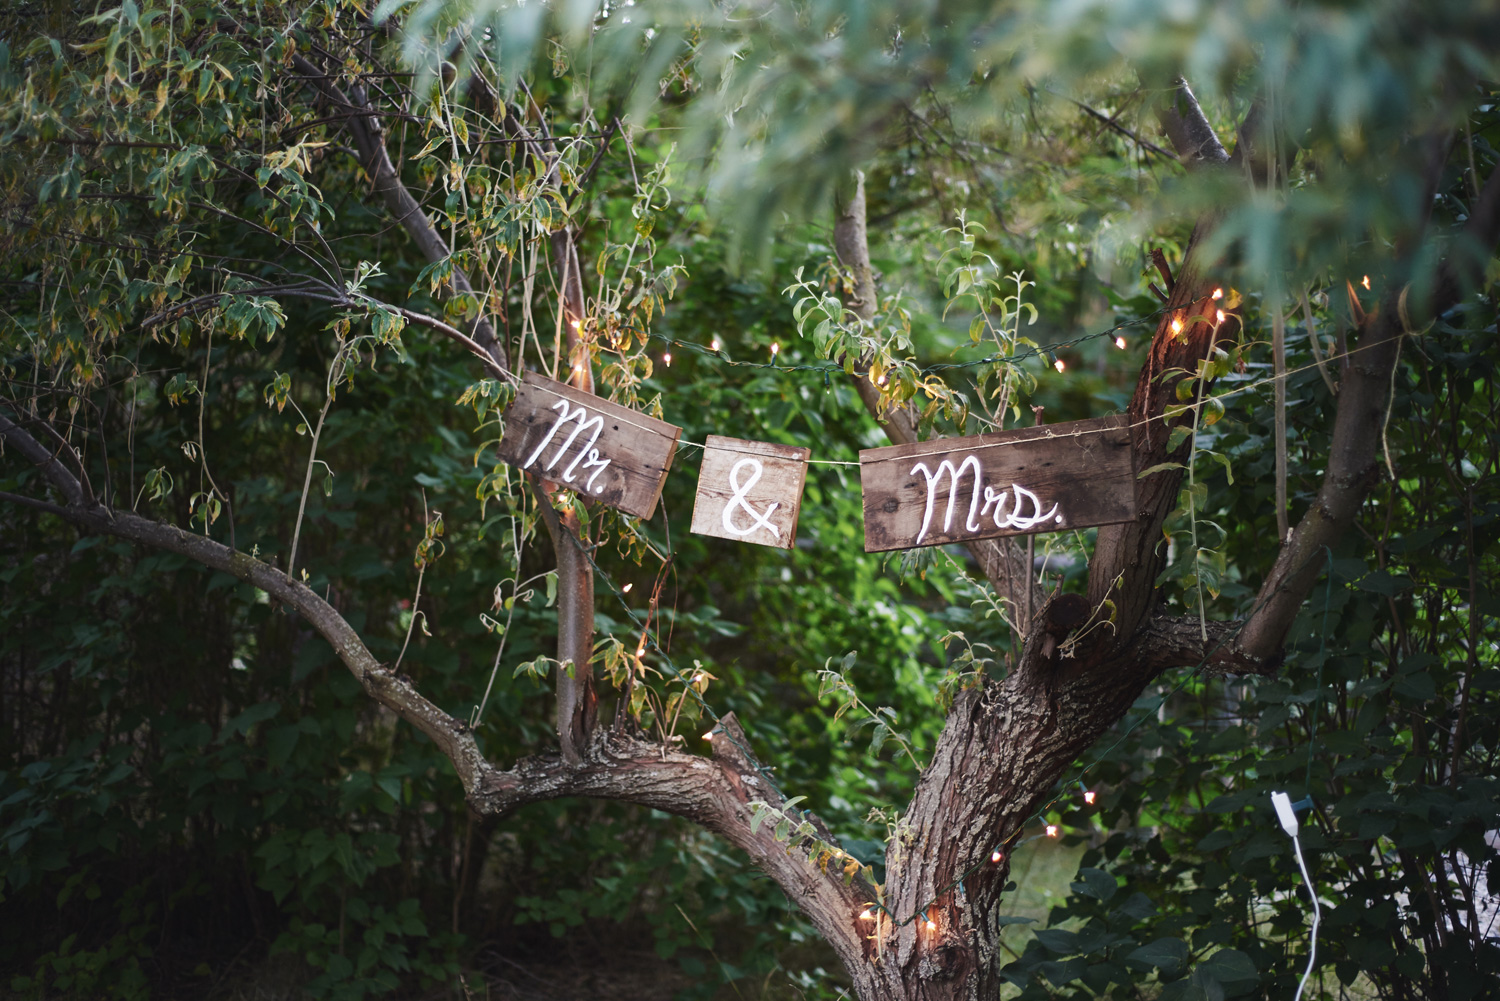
(289, 53), (509, 373)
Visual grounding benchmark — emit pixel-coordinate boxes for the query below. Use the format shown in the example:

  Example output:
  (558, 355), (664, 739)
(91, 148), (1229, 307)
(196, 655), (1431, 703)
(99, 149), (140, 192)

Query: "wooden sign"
(496, 372), (681, 520)
(859, 416), (1134, 552)
(690, 436), (810, 549)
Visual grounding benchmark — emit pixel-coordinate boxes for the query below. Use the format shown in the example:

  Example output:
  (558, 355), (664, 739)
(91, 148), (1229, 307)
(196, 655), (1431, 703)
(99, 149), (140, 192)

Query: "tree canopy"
(1, 1), (1498, 999)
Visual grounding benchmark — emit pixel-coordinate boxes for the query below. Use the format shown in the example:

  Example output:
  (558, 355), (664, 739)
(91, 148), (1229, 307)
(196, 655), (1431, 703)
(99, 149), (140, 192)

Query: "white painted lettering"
(521, 399), (611, 494)
(721, 457), (781, 539)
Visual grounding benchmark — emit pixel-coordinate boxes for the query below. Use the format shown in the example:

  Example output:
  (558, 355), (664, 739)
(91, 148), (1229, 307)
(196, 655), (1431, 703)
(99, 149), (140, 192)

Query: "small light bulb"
(1046, 824), (1059, 838)
(1115, 335), (1127, 350)
(925, 917), (937, 932)
(1084, 790), (1096, 805)
(636, 646), (646, 658)
(703, 731), (715, 741)
(876, 373), (887, 386)
(1212, 287), (1223, 300)
(991, 849), (1003, 863)
(572, 319), (582, 330)
(1053, 358), (1065, 373)
(859, 908), (873, 920)
(1361, 275), (1371, 290)
(663, 351), (672, 366)
(1170, 317), (1184, 336)
(710, 337), (721, 351)
(1216, 309), (1226, 324)
(770, 342), (780, 358)
(573, 362), (584, 375)
(622, 583), (633, 594)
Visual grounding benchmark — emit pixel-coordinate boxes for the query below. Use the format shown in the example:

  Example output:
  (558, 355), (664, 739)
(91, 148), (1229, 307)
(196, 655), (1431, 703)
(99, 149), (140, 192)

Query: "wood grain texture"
(690, 436), (810, 549)
(496, 372), (680, 520)
(860, 416), (1134, 553)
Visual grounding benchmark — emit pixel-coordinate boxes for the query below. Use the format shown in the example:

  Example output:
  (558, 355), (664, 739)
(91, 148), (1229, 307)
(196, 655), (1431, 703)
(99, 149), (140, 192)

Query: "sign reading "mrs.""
(495, 372), (681, 520)
(859, 416), (1135, 552)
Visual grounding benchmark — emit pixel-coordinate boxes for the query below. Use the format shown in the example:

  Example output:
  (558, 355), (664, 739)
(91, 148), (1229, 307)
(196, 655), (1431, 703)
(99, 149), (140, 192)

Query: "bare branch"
(833, 173), (1043, 620)
(1155, 78), (1230, 166)
(289, 53), (510, 374)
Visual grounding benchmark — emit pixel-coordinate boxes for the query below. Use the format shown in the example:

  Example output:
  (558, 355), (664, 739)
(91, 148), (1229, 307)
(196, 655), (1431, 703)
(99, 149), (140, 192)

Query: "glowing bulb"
(876, 373), (887, 386)
(572, 362), (584, 375)
(770, 342), (780, 358)
(1361, 275), (1371, 290)
(710, 337), (721, 351)
(1053, 358), (1065, 373)
(1216, 309), (1226, 324)
(1212, 288), (1223, 300)
(572, 319), (582, 330)
(859, 908), (874, 920)
(1046, 824), (1059, 838)
(1084, 790), (1096, 805)
(663, 351), (672, 366)
(991, 849), (1004, 863)
(1115, 336), (1127, 350)
(925, 918), (937, 932)
(1170, 317), (1184, 336)
(703, 731), (715, 741)
(622, 583), (633, 593)
(636, 646), (646, 658)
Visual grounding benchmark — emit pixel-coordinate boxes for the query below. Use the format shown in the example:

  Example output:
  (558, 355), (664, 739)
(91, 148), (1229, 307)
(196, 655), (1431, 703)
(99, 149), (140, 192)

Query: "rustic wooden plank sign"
(860, 415), (1135, 552)
(495, 372), (681, 520)
(690, 436), (810, 549)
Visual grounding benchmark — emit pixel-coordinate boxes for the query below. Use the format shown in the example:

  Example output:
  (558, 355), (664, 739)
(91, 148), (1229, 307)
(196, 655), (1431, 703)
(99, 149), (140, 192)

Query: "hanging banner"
(690, 436), (810, 549)
(495, 372), (681, 520)
(859, 416), (1134, 552)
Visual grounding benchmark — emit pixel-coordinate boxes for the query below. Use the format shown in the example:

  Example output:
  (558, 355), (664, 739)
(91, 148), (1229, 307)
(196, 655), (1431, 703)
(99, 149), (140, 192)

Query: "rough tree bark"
(7, 69), (1500, 1001)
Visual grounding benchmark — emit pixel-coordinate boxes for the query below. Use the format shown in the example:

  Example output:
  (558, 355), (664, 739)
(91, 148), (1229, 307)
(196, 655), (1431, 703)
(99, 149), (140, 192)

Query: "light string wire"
(542, 495), (1340, 933)
(545, 320), (1387, 472)
(641, 302), (1175, 380)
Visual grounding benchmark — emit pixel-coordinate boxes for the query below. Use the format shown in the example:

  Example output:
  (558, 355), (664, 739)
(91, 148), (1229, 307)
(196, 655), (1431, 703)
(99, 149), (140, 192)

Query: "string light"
(1053, 358), (1065, 373)
(876, 373), (887, 386)
(703, 730), (715, 741)
(770, 342), (780, 359)
(710, 337), (721, 351)
(636, 645), (646, 657)
(1212, 287), (1223, 300)
(924, 913), (937, 932)
(663, 351), (672, 367)
(622, 583), (633, 593)
(1046, 824), (1059, 838)
(1084, 790), (1096, 805)
(1170, 316), (1184, 336)
(1361, 275), (1371, 290)
(1216, 309), (1226, 325)
(991, 849), (1004, 863)
(1115, 335), (1127, 350)
(859, 908), (874, 920)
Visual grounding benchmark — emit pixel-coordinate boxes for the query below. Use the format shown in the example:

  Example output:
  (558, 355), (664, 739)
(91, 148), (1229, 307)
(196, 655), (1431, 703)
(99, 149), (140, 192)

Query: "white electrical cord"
(1272, 791), (1321, 1001)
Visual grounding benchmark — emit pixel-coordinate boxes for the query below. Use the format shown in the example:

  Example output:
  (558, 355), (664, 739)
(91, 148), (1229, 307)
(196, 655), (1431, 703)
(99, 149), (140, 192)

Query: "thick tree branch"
(1239, 157), (1500, 660)
(470, 715), (878, 985)
(0, 414), (498, 798)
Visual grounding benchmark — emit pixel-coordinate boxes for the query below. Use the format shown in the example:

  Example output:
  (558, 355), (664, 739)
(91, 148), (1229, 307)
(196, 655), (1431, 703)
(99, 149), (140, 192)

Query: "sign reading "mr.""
(496, 372), (681, 520)
(859, 416), (1134, 552)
